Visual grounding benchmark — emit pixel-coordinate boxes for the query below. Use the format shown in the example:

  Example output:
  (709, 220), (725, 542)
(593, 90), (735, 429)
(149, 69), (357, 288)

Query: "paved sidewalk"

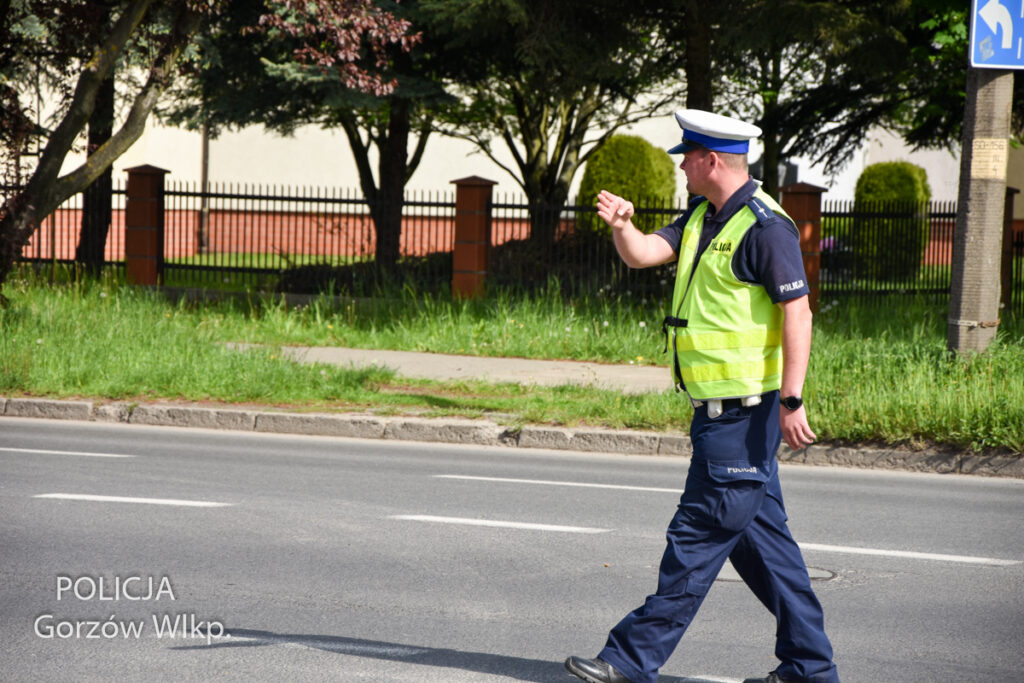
(228, 344), (673, 394)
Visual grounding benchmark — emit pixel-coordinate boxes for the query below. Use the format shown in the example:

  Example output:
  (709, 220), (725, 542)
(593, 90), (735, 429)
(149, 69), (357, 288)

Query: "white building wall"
(62, 113), (965, 205)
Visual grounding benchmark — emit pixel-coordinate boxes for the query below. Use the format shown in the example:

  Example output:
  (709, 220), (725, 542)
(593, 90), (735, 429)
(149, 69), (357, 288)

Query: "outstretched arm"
(778, 295), (817, 450)
(597, 190), (675, 268)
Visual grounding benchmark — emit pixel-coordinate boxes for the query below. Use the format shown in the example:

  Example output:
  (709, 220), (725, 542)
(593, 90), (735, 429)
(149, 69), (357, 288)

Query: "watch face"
(782, 396), (803, 410)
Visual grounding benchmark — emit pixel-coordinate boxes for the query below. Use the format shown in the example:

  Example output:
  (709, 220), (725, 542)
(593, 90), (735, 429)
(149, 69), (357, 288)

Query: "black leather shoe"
(564, 655), (634, 683)
(742, 673), (798, 683)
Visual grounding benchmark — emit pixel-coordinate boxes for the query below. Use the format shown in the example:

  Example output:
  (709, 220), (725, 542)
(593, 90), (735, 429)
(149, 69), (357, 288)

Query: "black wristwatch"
(781, 395), (803, 411)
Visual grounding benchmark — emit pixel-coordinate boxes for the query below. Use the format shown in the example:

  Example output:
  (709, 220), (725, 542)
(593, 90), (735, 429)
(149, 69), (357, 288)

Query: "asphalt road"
(2, 418), (1022, 683)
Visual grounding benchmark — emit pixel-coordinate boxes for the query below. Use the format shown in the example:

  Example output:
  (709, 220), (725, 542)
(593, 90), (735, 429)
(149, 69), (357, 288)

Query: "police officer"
(564, 110), (840, 683)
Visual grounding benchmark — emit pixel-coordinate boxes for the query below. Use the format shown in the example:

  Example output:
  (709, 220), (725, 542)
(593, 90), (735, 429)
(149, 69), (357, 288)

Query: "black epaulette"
(745, 195), (776, 227)
(745, 194), (798, 235)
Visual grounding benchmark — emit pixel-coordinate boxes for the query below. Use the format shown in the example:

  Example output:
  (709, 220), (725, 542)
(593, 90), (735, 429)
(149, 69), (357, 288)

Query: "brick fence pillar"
(451, 176), (496, 298)
(124, 164), (169, 286)
(1002, 186), (1019, 313)
(781, 182), (828, 313)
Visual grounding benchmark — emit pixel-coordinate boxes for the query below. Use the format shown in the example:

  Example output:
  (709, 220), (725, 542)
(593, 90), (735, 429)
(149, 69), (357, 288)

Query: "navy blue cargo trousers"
(598, 392), (840, 683)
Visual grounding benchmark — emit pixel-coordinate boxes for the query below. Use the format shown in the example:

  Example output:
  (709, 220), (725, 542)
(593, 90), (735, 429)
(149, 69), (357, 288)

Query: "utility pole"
(948, 68), (1014, 354)
(949, 1), (1021, 354)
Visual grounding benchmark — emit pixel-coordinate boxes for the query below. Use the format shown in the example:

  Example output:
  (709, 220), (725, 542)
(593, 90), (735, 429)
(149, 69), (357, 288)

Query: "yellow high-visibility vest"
(666, 189), (794, 400)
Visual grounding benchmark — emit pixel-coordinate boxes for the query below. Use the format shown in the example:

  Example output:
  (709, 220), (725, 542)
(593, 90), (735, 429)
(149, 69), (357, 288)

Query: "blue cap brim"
(667, 140), (701, 154)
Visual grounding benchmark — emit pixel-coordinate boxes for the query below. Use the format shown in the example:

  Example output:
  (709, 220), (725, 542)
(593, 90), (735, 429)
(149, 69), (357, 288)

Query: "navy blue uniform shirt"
(655, 179), (809, 303)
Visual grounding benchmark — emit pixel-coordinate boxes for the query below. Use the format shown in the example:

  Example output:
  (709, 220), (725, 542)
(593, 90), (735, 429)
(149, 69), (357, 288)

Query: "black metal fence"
(487, 195), (681, 297)
(9, 181), (1024, 316)
(10, 183), (126, 275)
(819, 198), (958, 301)
(160, 180), (457, 293)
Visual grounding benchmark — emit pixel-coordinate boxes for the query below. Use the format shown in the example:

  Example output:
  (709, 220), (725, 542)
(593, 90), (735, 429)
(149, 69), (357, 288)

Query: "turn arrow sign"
(979, 0), (1014, 49)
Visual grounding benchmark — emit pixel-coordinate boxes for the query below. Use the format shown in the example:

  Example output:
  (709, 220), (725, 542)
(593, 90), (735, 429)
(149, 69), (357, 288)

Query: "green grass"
(1, 270), (1022, 454)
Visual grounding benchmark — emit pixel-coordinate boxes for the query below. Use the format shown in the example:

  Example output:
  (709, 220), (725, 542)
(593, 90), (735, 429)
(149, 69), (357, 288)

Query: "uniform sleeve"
(734, 218), (810, 303)
(654, 208), (695, 255)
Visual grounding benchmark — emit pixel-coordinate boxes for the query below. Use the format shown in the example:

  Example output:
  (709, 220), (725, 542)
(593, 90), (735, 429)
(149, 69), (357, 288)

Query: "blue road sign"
(972, 0), (1024, 68)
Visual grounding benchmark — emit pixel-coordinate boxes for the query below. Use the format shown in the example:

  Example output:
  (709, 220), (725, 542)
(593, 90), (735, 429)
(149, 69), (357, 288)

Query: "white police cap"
(667, 109), (762, 154)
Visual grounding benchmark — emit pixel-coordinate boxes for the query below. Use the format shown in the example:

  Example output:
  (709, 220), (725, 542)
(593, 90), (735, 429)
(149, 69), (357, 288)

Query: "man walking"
(564, 110), (839, 683)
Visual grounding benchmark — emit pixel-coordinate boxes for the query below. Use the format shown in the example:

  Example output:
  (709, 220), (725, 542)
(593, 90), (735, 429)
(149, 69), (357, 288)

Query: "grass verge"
(1, 272), (1022, 454)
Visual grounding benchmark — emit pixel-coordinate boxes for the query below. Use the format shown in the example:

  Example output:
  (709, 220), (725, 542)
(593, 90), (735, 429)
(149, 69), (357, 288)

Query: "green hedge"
(852, 161), (932, 282)
(577, 135), (676, 235)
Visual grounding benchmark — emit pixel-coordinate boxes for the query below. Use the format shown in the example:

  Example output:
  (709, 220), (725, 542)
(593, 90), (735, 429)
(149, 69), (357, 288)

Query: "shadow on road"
(169, 627), (720, 682)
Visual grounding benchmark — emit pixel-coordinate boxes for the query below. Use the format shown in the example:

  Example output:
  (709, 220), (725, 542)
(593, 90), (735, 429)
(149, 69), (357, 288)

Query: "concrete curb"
(2, 396), (1021, 479)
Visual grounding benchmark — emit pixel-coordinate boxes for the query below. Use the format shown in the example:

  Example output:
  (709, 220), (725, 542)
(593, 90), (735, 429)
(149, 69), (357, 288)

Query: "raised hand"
(596, 190), (634, 231)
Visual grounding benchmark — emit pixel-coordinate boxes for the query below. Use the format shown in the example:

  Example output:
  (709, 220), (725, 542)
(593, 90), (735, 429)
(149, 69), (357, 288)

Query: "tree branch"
(52, 4), (202, 209)
(27, 0), (154, 205)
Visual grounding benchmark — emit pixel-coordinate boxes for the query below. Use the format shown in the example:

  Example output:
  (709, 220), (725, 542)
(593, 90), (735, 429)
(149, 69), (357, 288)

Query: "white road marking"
(800, 542), (1021, 567)
(0, 447), (134, 458)
(34, 493), (231, 508)
(438, 474), (1022, 567)
(435, 474), (680, 494)
(390, 514), (609, 534)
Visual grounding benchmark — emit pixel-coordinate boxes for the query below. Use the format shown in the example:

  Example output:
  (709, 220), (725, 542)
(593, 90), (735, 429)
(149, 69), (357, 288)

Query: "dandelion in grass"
(603, 320), (610, 327)
(636, 356), (644, 362)
(36, 338), (43, 345)
(639, 321), (646, 328)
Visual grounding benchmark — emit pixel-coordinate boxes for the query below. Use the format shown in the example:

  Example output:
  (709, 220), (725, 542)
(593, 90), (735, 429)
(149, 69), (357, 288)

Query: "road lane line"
(34, 493), (231, 508)
(438, 475), (1021, 567)
(799, 542), (1021, 567)
(390, 514), (609, 534)
(0, 447), (135, 458)
(435, 474), (681, 494)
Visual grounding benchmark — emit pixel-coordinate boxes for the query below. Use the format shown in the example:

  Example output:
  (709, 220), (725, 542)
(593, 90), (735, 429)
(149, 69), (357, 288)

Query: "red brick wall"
(21, 208), (543, 261)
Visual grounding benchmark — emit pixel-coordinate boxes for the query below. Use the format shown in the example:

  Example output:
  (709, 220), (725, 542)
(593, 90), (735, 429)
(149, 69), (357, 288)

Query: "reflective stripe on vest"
(668, 188), (791, 400)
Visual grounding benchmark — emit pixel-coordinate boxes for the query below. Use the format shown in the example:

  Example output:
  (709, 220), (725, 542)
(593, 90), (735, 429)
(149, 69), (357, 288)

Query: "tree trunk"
(198, 122), (210, 254)
(760, 128), (781, 200)
(0, 0), (198, 298)
(758, 53), (783, 199)
(75, 75), (115, 276)
(0, 197), (42, 301)
(683, 0), (713, 110)
(527, 182), (569, 248)
(371, 98), (411, 269)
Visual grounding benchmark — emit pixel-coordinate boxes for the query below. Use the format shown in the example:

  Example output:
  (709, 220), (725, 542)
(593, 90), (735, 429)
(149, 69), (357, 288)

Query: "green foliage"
(856, 161), (932, 204)
(576, 135), (676, 235)
(851, 161), (932, 282)
(422, 0), (685, 244)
